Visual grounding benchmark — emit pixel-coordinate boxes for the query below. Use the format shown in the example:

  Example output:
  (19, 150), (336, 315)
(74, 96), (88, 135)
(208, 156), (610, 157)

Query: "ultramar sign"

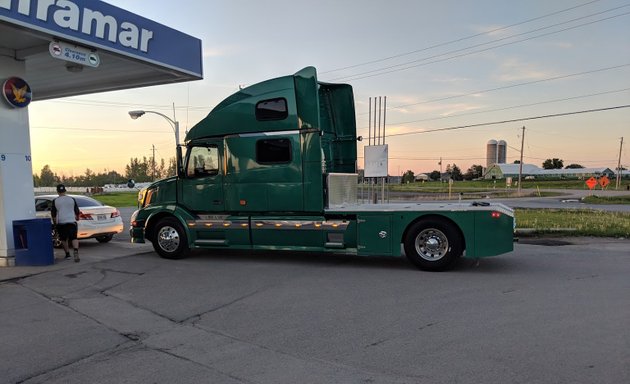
(0, 0), (153, 52)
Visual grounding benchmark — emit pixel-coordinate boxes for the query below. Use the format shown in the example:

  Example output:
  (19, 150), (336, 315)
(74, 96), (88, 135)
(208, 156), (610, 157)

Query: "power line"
(320, 0), (602, 75)
(45, 99), (210, 112)
(329, 7), (630, 82)
(366, 63), (630, 115)
(381, 87), (630, 127)
(386, 104), (630, 138)
(31, 126), (172, 134)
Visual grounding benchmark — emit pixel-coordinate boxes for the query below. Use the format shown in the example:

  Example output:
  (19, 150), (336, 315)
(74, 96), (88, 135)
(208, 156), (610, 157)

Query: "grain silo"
(486, 139), (498, 168)
(497, 140), (507, 164)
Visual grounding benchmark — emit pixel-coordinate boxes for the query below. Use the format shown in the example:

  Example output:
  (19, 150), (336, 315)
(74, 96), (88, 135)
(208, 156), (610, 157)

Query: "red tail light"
(491, 211), (501, 219)
(78, 211), (92, 220)
(111, 209), (120, 218)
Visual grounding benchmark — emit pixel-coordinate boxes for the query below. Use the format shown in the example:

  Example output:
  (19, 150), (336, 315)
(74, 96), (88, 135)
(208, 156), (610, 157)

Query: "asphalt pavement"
(1, 237), (628, 383)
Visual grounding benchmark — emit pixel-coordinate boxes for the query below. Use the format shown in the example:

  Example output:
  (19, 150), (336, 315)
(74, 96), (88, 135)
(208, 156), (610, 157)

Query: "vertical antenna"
(373, 98), (377, 145)
(377, 96), (382, 145)
(518, 126), (525, 196)
(616, 136), (624, 189)
(382, 96), (386, 144)
(368, 97), (372, 146)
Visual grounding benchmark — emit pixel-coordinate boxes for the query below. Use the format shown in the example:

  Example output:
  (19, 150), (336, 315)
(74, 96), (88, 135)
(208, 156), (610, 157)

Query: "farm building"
(484, 164), (615, 180)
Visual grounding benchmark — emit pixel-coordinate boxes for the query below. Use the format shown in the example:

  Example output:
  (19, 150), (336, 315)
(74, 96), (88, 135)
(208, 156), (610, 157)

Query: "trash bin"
(13, 218), (54, 266)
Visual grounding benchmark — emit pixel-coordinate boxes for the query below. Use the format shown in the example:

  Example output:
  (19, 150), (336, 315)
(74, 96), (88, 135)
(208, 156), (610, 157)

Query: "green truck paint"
(130, 67), (514, 271)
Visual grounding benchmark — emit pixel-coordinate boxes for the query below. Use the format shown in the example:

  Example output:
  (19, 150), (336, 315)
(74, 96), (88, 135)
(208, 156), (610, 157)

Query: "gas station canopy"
(0, 0), (203, 99)
(0, 0), (203, 266)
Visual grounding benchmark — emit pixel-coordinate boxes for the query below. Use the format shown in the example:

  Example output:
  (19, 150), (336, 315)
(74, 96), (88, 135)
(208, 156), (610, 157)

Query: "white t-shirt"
(53, 195), (78, 224)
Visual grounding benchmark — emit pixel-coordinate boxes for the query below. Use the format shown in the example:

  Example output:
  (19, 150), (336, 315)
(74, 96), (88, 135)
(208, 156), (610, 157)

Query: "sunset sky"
(27, 0), (630, 178)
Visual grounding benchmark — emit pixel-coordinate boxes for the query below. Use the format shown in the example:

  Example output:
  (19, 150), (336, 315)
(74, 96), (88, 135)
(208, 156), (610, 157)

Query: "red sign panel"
(585, 177), (597, 190)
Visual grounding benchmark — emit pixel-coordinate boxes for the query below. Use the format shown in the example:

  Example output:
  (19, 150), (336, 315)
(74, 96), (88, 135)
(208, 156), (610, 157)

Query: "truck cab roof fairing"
(185, 67), (321, 142)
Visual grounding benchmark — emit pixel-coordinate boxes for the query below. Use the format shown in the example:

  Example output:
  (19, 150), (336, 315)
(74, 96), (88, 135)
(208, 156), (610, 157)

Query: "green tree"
(565, 163), (584, 169)
(165, 157), (177, 178)
(402, 170), (415, 184)
(429, 170), (441, 181)
(125, 157), (152, 182)
(463, 164), (483, 180)
(542, 158), (564, 169)
(447, 164), (463, 181)
(39, 164), (57, 186)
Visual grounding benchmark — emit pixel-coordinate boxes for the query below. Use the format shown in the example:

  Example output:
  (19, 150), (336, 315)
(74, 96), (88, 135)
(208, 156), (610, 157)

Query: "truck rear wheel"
(404, 219), (463, 271)
(152, 217), (190, 259)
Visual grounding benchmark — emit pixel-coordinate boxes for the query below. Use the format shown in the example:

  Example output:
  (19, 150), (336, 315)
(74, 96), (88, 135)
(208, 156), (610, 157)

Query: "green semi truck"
(130, 67), (514, 271)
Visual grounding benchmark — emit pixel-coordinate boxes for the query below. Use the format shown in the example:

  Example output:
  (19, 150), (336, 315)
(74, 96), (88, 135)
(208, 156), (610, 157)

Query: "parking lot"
(1, 236), (628, 383)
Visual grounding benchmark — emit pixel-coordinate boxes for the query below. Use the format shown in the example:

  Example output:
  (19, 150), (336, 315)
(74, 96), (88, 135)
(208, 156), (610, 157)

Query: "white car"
(35, 194), (124, 246)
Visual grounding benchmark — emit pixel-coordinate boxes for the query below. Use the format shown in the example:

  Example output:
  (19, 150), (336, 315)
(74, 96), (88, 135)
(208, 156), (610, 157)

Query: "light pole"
(128, 110), (180, 146)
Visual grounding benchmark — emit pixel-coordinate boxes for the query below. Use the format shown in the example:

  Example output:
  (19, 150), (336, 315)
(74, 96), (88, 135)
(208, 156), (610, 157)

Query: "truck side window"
(255, 98), (287, 121)
(186, 146), (219, 177)
(256, 138), (291, 164)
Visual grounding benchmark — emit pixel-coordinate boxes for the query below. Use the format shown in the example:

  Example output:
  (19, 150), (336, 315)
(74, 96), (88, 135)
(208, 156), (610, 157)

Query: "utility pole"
(616, 137), (624, 190)
(518, 126), (525, 196)
(151, 144), (156, 181)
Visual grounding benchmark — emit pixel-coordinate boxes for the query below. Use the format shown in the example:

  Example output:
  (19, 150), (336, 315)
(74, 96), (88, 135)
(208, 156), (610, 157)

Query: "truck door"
(180, 142), (225, 212)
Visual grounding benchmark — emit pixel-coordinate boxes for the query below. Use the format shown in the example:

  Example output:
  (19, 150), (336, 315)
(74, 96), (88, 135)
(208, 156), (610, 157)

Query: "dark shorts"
(56, 223), (77, 241)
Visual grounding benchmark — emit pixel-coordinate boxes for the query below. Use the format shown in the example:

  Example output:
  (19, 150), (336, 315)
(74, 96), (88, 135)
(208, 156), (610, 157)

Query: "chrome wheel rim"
(157, 225), (180, 252)
(414, 228), (449, 261)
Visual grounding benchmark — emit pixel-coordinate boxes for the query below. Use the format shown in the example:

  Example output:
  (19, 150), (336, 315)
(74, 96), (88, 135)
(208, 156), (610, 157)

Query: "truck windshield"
(186, 146), (219, 177)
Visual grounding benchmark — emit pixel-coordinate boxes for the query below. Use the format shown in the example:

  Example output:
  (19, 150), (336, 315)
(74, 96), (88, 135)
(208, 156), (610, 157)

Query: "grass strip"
(515, 208), (630, 237)
(581, 195), (630, 205)
(93, 192), (139, 207)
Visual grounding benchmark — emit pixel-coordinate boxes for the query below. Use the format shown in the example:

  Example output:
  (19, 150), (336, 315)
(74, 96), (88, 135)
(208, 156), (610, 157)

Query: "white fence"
(34, 182), (151, 194)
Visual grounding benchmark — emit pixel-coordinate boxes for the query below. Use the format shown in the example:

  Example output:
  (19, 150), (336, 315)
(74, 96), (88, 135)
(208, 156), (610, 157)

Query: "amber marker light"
(255, 222), (263, 227)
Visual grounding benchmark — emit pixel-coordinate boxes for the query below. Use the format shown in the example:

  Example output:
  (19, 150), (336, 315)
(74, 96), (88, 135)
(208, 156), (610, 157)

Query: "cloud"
(430, 76), (470, 84)
(470, 24), (514, 38)
(495, 58), (554, 82)
(202, 45), (242, 58)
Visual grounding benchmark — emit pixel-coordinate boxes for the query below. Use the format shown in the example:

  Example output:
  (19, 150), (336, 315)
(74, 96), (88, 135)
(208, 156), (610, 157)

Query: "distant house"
(414, 173), (429, 182)
(484, 164), (615, 180)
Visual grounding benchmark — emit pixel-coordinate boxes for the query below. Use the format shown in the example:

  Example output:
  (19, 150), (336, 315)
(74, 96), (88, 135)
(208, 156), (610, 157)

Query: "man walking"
(51, 184), (80, 262)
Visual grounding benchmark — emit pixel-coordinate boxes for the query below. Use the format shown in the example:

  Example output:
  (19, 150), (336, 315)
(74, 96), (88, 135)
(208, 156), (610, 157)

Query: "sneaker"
(64, 252), (71, 260)
(73, 249), (80, 263)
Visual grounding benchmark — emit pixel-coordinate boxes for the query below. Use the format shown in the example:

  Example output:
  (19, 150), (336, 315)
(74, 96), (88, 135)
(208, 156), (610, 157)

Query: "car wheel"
(96, 234), (113, 243)
(152, 217), (190, 259)
(404, 219), (463, 271)
(52, 228), (63, 248)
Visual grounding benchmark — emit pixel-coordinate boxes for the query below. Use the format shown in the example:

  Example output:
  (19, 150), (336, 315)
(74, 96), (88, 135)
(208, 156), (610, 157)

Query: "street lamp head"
(128, 110), (146, 120)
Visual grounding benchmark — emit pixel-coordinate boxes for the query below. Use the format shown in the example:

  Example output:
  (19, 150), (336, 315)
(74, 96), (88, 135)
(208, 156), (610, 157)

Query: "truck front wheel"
(404, 219), (463, 271)
(152, 217), (190, 259)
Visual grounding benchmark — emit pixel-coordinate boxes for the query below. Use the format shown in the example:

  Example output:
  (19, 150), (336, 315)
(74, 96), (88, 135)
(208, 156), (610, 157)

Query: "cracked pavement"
(1, 239), (629, 383)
